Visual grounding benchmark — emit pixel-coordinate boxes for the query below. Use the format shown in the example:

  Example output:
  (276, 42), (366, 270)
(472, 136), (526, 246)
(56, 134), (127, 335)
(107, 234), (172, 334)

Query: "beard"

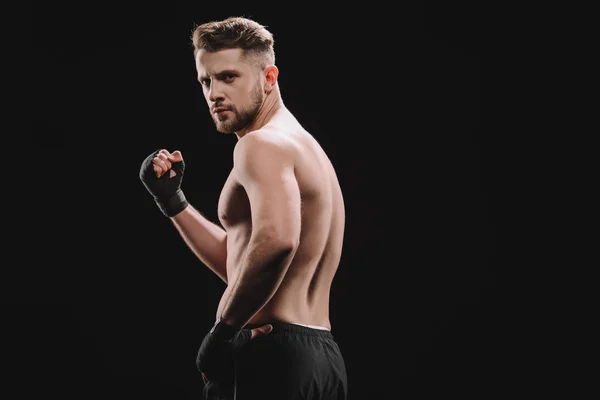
(212, 82), (264, 134)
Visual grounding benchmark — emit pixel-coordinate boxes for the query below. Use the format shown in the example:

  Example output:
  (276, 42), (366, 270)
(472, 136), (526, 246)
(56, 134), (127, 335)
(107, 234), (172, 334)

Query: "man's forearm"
(171, 205), (228, 283)
(219, 234), (296, 328)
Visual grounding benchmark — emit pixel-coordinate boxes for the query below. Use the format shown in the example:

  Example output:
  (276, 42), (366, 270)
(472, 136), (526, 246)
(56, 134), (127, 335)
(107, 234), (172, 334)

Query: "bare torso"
(215, 112), (345, 330)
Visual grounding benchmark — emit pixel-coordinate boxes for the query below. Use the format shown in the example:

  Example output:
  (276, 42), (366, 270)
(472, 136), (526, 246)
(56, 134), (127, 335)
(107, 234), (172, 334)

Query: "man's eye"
(201, 79), (210, 86)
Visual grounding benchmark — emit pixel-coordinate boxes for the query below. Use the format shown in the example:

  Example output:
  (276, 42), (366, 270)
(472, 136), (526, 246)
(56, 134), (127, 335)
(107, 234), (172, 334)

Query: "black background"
(16, 1), (496, 398)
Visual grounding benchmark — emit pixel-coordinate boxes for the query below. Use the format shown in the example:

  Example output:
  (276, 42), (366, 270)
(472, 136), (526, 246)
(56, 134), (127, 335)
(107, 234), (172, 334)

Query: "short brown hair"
(191, 17), (275, 69)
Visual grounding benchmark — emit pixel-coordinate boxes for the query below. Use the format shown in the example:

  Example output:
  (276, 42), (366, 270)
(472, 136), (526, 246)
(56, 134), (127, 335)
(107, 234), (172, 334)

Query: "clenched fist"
(139, 149), (189, 217)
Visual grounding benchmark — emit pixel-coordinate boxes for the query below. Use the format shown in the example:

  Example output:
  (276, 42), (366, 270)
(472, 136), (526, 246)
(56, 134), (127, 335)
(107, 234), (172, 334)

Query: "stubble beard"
(213, 83), (264, 134)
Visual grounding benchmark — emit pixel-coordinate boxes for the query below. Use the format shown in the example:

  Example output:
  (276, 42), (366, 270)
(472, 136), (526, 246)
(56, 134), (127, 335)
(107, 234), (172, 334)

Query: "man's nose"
(208, 82), (225, 103)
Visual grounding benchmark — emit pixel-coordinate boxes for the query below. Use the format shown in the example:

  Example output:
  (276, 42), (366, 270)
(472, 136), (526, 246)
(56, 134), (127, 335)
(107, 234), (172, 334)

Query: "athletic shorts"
(201, 322), (348, 400)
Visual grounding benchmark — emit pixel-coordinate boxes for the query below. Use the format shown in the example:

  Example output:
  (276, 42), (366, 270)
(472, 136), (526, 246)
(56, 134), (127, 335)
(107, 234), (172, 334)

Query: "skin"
(152, 48), (345, 335)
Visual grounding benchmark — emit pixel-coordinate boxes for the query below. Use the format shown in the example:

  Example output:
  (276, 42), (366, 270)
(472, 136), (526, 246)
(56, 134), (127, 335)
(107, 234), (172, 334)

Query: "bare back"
(216, 110), (345, 330)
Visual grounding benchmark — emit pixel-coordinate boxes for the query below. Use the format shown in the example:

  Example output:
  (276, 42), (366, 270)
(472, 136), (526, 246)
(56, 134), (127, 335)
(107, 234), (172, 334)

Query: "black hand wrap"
(196, 319), (251, 383)
(139, 149), (189, 217)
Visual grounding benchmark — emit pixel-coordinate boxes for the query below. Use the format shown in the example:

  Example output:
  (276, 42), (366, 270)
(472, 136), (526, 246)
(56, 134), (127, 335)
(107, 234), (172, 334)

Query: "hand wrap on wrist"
(196, 319), (251, 383)
(139, 149), (189, 217)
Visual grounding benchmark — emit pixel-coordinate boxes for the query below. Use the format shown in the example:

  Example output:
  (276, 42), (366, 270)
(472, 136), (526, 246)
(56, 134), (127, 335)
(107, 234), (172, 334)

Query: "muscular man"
(139, 17), (347, 399)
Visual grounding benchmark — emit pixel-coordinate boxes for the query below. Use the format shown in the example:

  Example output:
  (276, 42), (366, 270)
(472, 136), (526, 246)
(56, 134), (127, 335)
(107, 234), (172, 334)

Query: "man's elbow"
(268, 241), (297, 279)
(269, 236), (297, 257)
(256, 226), (298, 253)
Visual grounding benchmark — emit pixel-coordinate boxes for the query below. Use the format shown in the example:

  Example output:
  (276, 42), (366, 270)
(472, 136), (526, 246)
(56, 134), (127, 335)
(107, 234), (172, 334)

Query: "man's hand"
(139, 149), (188, 217)
(249, 324), (273, 339)
(151, 149), (183, 178)
(196, 320), (273, 383)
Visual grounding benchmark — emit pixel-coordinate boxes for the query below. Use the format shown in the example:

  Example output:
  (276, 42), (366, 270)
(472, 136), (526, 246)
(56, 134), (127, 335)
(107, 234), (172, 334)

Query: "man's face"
(195, 48), (264, 133)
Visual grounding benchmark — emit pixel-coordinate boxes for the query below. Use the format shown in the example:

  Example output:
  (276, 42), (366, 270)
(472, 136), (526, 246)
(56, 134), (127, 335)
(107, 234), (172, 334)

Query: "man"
(139, 17), (347, 399)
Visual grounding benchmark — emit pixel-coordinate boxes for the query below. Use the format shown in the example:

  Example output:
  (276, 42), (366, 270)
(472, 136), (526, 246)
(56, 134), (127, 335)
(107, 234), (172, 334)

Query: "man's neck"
(235, 90), (283, 139)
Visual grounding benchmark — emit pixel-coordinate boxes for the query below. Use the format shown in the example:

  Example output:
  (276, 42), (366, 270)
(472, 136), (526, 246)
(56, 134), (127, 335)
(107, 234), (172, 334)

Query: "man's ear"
(264, 65), (279, 93)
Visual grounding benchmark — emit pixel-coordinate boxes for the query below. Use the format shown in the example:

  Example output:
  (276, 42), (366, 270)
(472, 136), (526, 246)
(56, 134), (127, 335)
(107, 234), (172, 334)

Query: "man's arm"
(171, 205), (229, 284)
(218, 133), (301, 328)
(139, 148), (228, 283)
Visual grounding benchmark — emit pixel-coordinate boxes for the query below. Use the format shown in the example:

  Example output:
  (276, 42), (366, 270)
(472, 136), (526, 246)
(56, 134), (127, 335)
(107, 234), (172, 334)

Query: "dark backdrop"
(17, 1), (495, 398)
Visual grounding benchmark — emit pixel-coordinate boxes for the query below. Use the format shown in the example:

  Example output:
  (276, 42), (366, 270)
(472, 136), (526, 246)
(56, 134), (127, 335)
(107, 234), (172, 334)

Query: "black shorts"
(202, 322), (348, 400)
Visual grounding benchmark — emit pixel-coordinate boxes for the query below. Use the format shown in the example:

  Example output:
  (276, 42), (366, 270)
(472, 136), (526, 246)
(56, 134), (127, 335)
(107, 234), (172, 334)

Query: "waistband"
(244, 322), (334, 339)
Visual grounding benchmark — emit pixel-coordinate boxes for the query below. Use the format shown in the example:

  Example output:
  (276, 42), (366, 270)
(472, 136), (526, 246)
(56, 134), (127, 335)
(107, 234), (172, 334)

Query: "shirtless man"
(139, 17), (347, 399)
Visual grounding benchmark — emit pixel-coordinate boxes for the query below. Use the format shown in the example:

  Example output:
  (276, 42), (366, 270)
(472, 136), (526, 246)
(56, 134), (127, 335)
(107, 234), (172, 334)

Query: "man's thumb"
(251, 324), (273, 339)
(170, 150), (183, 162)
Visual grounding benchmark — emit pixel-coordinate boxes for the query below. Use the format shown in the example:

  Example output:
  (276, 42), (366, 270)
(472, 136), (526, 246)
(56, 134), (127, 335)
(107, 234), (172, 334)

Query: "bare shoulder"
(232, 129), (299, 184)
(233, 129), (297, 166)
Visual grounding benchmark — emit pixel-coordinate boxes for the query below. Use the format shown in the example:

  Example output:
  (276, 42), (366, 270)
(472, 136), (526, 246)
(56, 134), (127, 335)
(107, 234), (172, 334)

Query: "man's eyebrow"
(199, 69), (240, 81)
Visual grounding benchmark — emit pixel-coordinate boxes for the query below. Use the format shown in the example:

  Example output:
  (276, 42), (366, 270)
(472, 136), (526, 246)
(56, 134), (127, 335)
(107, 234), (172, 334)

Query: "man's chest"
(217, 171), (251, 228)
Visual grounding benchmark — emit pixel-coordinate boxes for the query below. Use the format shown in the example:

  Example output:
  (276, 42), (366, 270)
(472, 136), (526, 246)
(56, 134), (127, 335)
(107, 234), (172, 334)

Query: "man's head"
(191, 17), (278, 134)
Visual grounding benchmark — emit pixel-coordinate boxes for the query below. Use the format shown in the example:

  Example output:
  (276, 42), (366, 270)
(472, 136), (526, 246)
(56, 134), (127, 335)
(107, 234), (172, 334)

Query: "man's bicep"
(249, 168), (301, 238)
(235, 139), (301, 244)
